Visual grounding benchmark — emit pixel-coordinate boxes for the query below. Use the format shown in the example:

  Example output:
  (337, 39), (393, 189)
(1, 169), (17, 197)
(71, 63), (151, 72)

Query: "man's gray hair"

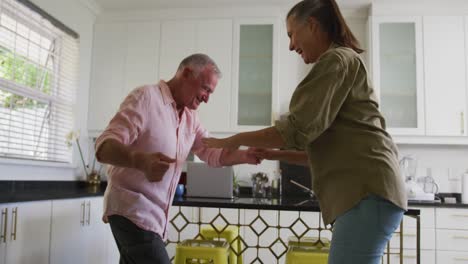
(177, 53), (222, 78)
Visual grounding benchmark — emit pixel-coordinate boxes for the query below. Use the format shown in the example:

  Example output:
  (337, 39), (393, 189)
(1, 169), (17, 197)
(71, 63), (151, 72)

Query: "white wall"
(0, 0), (97, 180)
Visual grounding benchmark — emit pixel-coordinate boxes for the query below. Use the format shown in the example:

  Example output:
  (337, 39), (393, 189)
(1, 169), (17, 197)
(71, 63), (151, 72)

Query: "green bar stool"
(174, 239), (229, 264)
(285, 245), (329, 264)
(200, 225), (243, 264)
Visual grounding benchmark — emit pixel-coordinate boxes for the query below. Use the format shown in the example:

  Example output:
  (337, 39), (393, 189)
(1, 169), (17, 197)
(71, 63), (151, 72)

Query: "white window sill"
(0, 157), (75, 169)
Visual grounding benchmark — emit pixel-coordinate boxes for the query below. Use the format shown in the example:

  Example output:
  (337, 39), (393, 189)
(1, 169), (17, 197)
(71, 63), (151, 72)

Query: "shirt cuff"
(95, 133), (123, 160)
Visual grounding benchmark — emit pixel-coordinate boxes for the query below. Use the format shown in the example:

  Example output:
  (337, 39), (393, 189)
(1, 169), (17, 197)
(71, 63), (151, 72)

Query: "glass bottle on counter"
(271, 170), (282, 198)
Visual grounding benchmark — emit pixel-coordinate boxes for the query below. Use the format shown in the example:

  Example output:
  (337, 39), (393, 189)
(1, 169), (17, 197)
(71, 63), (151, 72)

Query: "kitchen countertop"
(0, 181), (467, 211)
(0, 181), (105, 203)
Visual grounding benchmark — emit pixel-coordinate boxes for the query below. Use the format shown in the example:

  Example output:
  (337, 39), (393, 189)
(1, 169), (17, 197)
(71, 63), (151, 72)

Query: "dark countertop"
(0, 181), (105, 203)
(172, 196), (421, 216)
(0, 181), (467, 213)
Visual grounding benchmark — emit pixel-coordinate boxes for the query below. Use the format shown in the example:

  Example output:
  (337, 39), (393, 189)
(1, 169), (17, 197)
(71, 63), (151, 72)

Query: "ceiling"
(93, 0), (372, 12)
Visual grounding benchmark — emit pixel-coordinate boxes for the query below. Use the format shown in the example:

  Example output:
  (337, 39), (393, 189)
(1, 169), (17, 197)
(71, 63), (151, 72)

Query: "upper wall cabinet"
(159, 18), (279, 133)
(159, 19), (232, 133)
(88, 22), (160, 135)
(370, 15), (468, 140)
(423, 16), (466, 136)
(231, 18), (279, 132)
(371, 16), (425, 135)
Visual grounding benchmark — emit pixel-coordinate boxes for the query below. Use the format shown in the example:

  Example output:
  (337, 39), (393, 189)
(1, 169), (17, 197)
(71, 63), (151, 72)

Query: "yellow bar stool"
(285, 245), (329, 264)
(288, 236), (331, 248)
(200, 225), (243, 264)
(174, 239), (229, 264)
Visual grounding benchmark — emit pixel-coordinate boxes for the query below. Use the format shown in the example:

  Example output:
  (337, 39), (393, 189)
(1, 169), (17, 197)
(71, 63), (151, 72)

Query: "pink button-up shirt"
(95, 80), (223, 239)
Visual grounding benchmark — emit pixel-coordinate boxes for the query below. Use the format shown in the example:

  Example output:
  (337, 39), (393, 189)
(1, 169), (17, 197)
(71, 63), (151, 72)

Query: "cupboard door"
(85, 197), (108, 264)
(371, 16), (425, 135)
(5, 201), (51, 264)
(88, 23), (127, 133)
(159, 20), (196, 80)
(195, 19), (233, 132)
(424, 16), (467, 136)
(0, 205), (6, 264)
(123, 22), (160, 95)
(232, 19), (279, 131)
(50, 199), (88, 264)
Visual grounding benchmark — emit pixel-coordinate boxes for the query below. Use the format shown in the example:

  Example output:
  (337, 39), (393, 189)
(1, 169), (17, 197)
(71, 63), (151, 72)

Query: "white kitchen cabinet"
(437, 251), (468, 264)
(123, 22), (160, 95)
(107, 225), (120, 264)
(0, 201), (51, 264)
(232, 18), (279, 131)
(382, 249), (435, 264)
(159, 19), (233, 133)
(370, 16), (425, 135)
(88, 23), (127, 134)
(0, 206), (4, 264)
(50, 197), (108, 264)
(88, 21), (161, 136)
(435, 208), (468, 263)
(423, 16), (467, 136)
(158, 20), (196, 80)
(195, 20), (233, 133)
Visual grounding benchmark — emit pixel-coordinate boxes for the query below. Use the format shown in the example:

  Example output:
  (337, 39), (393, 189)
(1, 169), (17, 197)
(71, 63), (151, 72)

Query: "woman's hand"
(202, 136), (239, 149)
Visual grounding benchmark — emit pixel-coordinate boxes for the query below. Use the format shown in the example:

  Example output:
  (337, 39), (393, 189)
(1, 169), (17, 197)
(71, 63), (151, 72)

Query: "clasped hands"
(134, 137), (275, 183)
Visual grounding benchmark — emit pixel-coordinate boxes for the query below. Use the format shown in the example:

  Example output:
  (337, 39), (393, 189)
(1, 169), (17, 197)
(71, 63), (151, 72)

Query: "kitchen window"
(0, 0), (79, 163)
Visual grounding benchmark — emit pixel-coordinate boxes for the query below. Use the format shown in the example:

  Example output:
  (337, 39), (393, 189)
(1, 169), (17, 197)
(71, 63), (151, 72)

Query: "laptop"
(186, 162), (234, 199)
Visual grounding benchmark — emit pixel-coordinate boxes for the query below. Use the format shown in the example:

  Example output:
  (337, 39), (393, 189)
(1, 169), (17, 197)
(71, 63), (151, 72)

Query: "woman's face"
(286, 15), (324, 64)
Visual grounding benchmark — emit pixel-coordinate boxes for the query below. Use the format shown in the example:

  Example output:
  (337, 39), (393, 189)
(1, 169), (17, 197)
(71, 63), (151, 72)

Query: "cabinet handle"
(80, 202), (85, 226)
(453, 235), (468, 240)
(462, 111), (465, 135)
(11, 207), (17, 241)
(86, 201), (91, 226)
(1, 208), (7, 243)
(403, 255), (416, 259)
(452, 214), (468, 217)
(454, 257), (468, 261)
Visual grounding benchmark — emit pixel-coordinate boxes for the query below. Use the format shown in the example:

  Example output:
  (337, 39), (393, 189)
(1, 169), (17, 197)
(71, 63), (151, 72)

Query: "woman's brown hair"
(287, 0), (364, 54)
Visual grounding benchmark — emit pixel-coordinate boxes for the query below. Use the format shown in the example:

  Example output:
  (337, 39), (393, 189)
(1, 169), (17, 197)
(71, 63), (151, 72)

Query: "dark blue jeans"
(108, 215), (170, 264)
(329, 195), (405, 264)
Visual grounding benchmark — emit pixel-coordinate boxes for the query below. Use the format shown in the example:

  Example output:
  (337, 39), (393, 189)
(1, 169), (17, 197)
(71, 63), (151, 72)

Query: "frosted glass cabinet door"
(371, 17), (425, 135)
(232, 19), (279, 130)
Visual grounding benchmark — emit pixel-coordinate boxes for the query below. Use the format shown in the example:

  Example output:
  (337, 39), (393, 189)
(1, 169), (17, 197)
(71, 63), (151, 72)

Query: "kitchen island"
(169, 195), (421, 264)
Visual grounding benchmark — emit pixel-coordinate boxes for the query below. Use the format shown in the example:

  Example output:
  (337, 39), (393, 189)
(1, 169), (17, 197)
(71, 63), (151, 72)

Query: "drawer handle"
(452, 214), (468, 217)
(403, 255), (416, 259)
(453, 235), (468, 240)
(10, 207), (17, 241)
(86, 201), (91, 226)
(454, 257), (468, 261)
(80, 202), (85, 226)
(403, 234), (416, 237)
(1, 208), (7, 243)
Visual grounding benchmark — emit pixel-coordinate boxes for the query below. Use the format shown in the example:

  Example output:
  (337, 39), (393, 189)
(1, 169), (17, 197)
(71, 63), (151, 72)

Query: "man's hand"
(248, 148), (279, 161)
(245, 148), (263, 165)
(202, 136), (239, 149)
(132, 152), (176, 182)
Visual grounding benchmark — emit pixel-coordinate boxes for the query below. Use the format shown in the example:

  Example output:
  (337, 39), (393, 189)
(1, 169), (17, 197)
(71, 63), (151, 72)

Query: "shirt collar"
(158, 80), (175, 106)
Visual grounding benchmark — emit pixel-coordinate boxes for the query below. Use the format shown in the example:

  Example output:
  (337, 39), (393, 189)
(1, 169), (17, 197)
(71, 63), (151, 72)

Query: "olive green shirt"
(275, 44), (407, 225)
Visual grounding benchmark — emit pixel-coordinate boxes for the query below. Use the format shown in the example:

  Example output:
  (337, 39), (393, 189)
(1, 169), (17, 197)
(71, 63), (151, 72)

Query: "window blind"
(0, 0), (79, 163)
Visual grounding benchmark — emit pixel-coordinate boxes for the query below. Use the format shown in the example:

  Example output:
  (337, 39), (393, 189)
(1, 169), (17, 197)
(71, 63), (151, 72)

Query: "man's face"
(181, 66), (218, 110)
